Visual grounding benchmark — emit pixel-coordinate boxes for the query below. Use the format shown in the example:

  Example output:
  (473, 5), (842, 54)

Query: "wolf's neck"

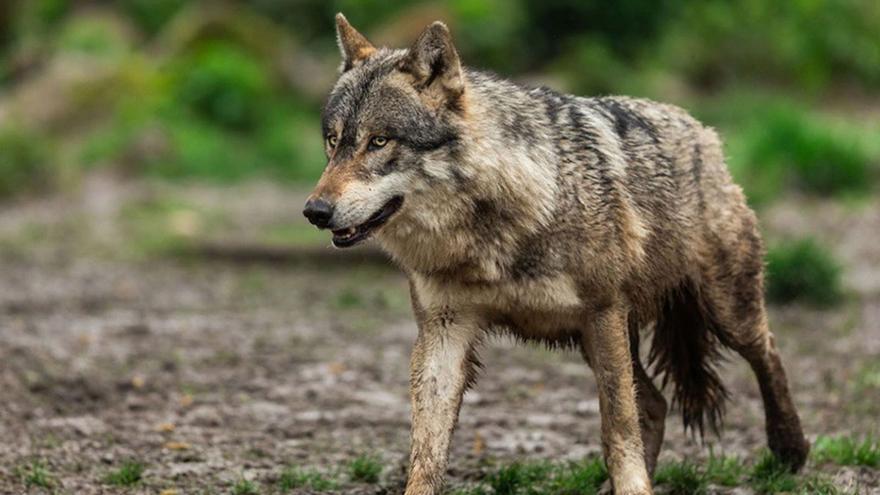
(378, 73), (560, 282)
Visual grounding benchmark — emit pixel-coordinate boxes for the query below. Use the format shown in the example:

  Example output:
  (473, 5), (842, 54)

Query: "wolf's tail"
(648, 279), (730, 437)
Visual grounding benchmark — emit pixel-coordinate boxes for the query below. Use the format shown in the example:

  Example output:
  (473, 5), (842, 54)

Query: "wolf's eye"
(369, 136), (388, 149)
(327, 135), (338, 148)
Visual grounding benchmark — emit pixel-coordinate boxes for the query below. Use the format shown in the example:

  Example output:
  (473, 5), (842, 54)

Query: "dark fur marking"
(463, 345), (483, 390)
(449, 166), (467, 189)
(594, 98), (659, 143)
(435, 305), (456, 328)
(509, 234), (551, 280)
(692, 144), (706, 211)
(403, 132), (459, 152)
(533, 86), (567, 126)
(377, 158), (398, 176)
(499, 106), (539, 145)
(469, 197), (518, 246)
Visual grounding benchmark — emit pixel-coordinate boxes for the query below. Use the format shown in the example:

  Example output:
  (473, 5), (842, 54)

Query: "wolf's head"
(303, 14), (467, 248)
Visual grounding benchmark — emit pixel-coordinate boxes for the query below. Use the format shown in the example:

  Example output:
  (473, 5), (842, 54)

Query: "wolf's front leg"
(583, 304), (653, 495)
(404, 310), (480, 495)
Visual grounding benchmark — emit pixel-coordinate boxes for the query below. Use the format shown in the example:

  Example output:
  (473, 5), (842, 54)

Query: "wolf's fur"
(308, 15), (809, 495)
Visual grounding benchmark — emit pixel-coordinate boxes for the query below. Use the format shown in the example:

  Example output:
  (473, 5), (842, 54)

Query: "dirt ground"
(0, 176), (878, 494)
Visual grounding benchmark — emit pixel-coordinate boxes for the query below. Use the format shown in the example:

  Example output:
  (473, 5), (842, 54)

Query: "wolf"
(303, 14), (809, 494)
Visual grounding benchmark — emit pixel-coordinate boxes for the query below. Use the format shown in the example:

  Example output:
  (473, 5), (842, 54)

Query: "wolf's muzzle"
(303, 198), (335, 229)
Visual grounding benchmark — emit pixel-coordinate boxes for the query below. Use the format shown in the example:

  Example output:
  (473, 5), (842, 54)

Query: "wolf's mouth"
(331, 196), (404, 248)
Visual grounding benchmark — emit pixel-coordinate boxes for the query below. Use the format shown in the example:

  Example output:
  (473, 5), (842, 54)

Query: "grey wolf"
(303, 14), (809, 495)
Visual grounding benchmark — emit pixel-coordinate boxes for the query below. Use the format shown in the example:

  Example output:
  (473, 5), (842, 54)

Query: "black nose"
(303, 198), (334, 228)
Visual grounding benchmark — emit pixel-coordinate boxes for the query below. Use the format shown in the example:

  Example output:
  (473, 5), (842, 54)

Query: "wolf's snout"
(303, 198), (335, 229)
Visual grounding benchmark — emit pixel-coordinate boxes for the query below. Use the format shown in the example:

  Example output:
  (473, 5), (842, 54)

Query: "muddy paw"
(771, 437), (811, 473)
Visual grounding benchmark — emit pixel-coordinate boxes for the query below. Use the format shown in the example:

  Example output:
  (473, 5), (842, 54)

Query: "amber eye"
(370, 136), (388, 148)
(327, 135), (338, 148)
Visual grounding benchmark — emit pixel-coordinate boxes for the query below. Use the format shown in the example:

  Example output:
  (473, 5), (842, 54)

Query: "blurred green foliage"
(0, 127), (55, 199)
(172, 41), (273, 131)
(766, 238), (844, 307)
(0, 0), (878, 202)
(726, 104), (876, 205)
(656, 0), (880, 90)
(117, 0), (188, 34)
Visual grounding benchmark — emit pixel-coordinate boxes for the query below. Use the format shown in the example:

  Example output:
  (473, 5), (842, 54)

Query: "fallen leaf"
(156, 422), (175, 433)
(472, 432), (485, 455)
(179, 394), (193, 407)
(164, 441), (191, 451)
(159, 489), (179, 495)
(131, 375), (146, 389)
(328, 362), (346, 375)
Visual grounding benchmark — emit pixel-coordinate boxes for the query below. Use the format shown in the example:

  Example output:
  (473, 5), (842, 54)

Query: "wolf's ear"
(335, 13), (376, 72)
(399, 21), (464, 108)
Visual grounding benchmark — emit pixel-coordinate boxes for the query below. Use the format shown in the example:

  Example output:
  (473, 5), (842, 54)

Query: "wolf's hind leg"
(730, 313), (809, 471)
(701, 233), (810, 471)
(631, 335), (667, 476)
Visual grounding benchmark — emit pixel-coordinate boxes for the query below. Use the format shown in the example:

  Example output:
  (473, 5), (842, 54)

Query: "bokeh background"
(0, 1), (878, 494)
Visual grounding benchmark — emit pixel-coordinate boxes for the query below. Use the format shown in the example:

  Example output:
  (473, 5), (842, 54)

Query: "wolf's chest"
(413, 273), (583, 319)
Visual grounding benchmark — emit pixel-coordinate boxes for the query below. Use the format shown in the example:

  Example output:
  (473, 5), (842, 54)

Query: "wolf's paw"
(599, 478), (654, 495)
(770, 434), (810, 473)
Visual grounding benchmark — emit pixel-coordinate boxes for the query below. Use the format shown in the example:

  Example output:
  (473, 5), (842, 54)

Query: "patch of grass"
(546, 458), (608, 494)
(348, 453), (382, 483)
(448, 486), (489, 495)
(799, 474), (854, 495)
(766, 238), (844, 307)
(486, 461), (554, 494)
(16, 460), (55, 489)
(103, 461), (145, 486)
(812, 435), (880, 468)
(277, 467), (337, 492)
(118, 197), (230, 257)
(749, 451), (798, 494)
(653, 460), (706, 494)
(231, 477), (259, 495)
(335, 288), (365, 310)
(703, 454), (745, 487)
(463, 458), (607, 495)
(855, 360), (880, 393)
(652, 455), (745, 493)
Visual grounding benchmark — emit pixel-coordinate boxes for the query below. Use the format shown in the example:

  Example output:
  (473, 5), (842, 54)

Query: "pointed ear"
(335, 13), (376, 72)
(399, 21), (464, 108)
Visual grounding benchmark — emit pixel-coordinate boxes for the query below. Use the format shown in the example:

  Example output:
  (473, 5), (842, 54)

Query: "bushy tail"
(648, 279), (731, 437)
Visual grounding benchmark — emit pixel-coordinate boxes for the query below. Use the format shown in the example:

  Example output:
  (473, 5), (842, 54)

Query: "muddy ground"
(0, 176), (878, 494)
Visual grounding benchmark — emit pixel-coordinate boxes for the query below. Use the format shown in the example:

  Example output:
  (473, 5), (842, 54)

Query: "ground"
(0, 175), (878, 494)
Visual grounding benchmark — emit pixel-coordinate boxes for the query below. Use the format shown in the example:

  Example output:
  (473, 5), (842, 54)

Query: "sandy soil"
(0, 177), (878, 494)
